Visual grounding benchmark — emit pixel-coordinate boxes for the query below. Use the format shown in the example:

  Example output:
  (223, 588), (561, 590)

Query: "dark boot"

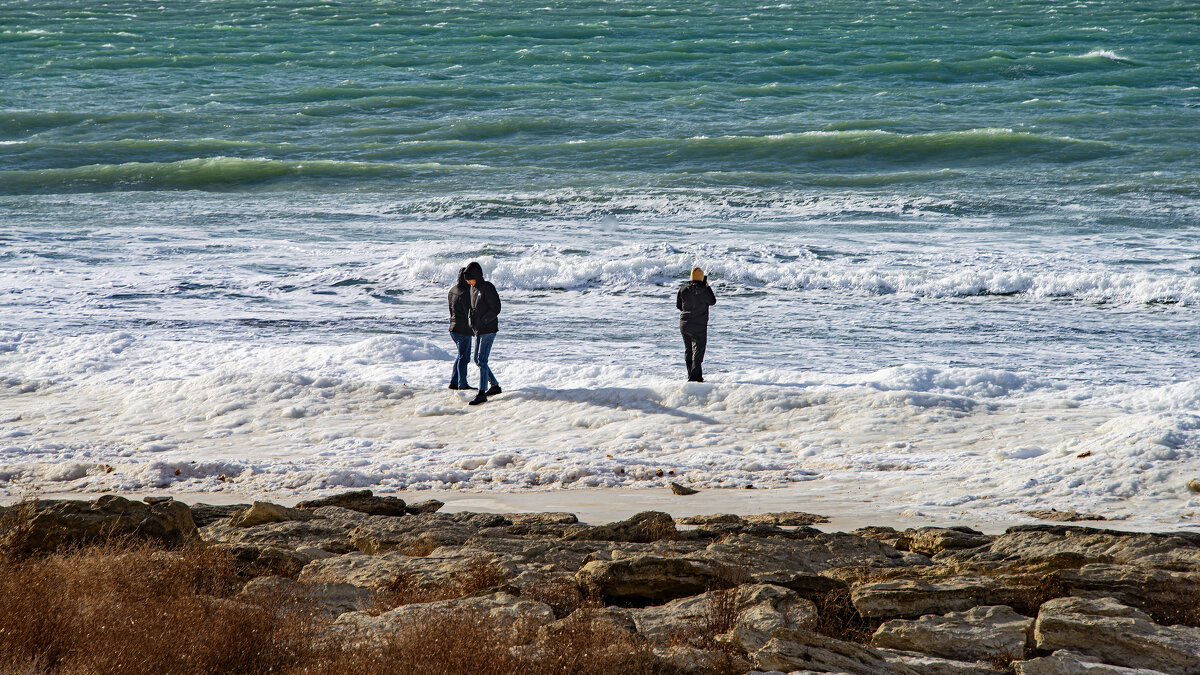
(485, 385), (502, 396)
(468, 393), (488, 406)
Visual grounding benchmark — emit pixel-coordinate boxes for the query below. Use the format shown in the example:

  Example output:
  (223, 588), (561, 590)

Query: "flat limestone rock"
(1024, 509), (1106, 523)
(941, 525), (1200, 569)
(1034, 596), (1200, 674)
(752, 628), (921, 675)
(336, 591), (554, 637)
(241, 575), (373, 617)
(574, 554), (722, 605)
(1015, 650), (1176, 674)
(871, 605), (1032, 661)
(201, 516), (355, 554)
(852, 576), (1021, 619)
(295, 490), (408, 517)
(299, 546), (517, 590)
(505, 512), (579, 526)
(190, 502), (251, 528)
(699, 532), (927, 580)
(878, 649), (1008, 675)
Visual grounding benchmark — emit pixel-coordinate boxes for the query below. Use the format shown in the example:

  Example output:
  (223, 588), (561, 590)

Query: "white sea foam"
(1, 332), (1197, 526)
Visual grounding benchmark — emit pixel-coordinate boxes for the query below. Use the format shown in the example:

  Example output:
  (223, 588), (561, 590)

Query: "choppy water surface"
(1, 0), (1198, 521)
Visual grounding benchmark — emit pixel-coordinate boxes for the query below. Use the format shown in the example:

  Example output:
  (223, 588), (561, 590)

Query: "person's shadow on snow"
(507, 386), (722, 425)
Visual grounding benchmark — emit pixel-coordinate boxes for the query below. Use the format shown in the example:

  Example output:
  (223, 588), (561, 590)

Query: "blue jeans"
(450, 332), (472, 388)
(473, 332), (499, 393)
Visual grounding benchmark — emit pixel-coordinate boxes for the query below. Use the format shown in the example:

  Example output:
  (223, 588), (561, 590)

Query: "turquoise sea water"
(2, 0), (1200, 507)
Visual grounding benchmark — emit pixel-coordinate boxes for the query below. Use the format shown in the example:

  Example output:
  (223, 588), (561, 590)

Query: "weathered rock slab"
(1034, 596), (1200, 675)
(295, 490), (408, 517)
(0, 495), (198, 551)
(871, 605), (1032, 661)
(752, 628), (920, 675)
(574, 554), (721, 605)
(1015, 650), (1176, 674)
(852, 576), (1020, 619)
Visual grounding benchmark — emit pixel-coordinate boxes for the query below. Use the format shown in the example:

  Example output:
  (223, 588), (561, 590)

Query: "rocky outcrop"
(295, 490), (408, 517)
(0, 495), (197, 551)
(871, 605), (1032, 661)
(1033, 596), (1200, 674)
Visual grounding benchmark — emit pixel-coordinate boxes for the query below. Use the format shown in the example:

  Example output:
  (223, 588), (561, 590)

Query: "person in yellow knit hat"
(675, 267), (716, 382)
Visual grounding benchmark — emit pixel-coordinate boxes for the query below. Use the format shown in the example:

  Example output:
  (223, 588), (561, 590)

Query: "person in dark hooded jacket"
(463, 261), (501, 405)
(447, 267), (473, 390)
(676, 266), (716, 382)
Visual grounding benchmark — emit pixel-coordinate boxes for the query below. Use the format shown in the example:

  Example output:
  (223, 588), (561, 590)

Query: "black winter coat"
(469, 281), (501, 335)
(676, 280), (716, 333)
(448, 269), (472, 336)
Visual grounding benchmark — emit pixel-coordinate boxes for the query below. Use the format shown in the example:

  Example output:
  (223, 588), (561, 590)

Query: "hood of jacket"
(464, 261), (485, 283)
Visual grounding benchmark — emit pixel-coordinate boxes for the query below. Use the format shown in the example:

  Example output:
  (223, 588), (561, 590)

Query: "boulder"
(752, 628), (920, 675)
(1024, 509), (1106, 523)
(0, 495), (198, 552)
(1016, 650), (1176, 674)
(295, 490), (408, 517)
(1034, 596), (1200, 674)
(902, 527), (993, 556)
(743, 512), (831, 527)
(852, 576), (1021, 619)
(653, 645), (752, 673)
(229, 501), (316, 528)
(336, 591), (554, 637)
(564, 511), (678, 543)
(871, 605), (1032, 661)
(574, 554), (722, 605)
(670, 482), (700, 496)
(404, 499), (444, 515)
(626, 583), (815, 650)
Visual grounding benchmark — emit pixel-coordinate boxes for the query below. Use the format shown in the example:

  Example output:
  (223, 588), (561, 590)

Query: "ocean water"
(2, 0), (1199, 526)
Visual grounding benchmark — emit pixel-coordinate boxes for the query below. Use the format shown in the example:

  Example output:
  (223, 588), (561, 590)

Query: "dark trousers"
(473, 332), (499, 393)
(681, 328), (707, 381)
(450, 332), (472, 388)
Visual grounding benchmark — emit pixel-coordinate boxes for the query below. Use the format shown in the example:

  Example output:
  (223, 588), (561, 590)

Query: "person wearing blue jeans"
(447, 267), (473, 389)
(463, 261), (502, 405)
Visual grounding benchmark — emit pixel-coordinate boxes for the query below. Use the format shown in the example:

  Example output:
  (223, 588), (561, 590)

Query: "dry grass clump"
(811, 586), (883, 644)
(0, 497), (40, 560)
(0, 541), (320, 675)
(369, 553), (509, 613)
(517, 573), (586, 619)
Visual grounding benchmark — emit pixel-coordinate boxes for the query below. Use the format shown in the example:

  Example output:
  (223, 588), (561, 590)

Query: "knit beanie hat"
(690, 267), (704, 281)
